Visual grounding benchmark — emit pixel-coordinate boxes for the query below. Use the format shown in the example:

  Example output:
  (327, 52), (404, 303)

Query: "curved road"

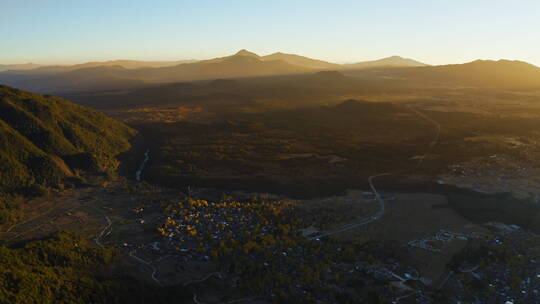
(309, 173), (390, 239)
(94, 216), (112, 247)
(135, 149), (150, 182)
(183, 272), (222, 287)
(94, 217), (163, 286)
(129, 250), (162, 285)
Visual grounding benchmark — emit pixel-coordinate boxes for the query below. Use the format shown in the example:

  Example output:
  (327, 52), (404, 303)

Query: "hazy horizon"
(1, 49), (539, 67)
(2, 0), (539, 66)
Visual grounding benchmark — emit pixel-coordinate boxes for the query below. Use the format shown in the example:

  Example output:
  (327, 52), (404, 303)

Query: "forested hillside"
(0, 85), (136, 223)
(0, 232), (191, 303)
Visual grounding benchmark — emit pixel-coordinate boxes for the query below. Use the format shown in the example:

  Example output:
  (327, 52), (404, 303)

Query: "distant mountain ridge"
(343, 55), (428, 69)
(387, 59), (540, 88)
(1, 51), (426, 75)
(0, 50), (427, 93)
(3, 59), (197, 76)
(0, 50), (316, 92)
(0, 63), (43, 72)
(2, 50), (540, 93)
(121, 50), (313, 83)
(261, 52), (340, 70)
(0, 65), (146, 93)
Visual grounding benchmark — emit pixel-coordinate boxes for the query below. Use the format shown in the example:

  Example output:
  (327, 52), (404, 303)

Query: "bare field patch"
(330, 192), (488, 282)
(341, 193), (487, 241)
(299, 190), (379, 230)
(110, 106), (204, 123)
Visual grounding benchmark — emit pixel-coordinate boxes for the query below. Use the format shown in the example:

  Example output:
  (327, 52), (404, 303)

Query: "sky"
(1, 0), (539, 66)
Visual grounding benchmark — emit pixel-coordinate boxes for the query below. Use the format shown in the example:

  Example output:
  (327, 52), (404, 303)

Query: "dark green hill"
(0, 85), (135, 200)
(0, 232), (191, 303)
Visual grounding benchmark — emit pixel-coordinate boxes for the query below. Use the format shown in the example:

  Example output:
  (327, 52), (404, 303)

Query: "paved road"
(94, 216), (112, 247)
(368, 173), (391, 220)
(129, 250), (162, 285)
(183, 272), (221, 287)
(459, 264), (479, 273)
(135, 149), (150, 182)
(309, 173), (390, 239)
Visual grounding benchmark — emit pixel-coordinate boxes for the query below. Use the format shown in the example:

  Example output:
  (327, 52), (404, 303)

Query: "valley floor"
(2, 177), (538, 303)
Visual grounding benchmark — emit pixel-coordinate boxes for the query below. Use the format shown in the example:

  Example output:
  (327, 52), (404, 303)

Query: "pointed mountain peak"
(234, 49), (260, 58)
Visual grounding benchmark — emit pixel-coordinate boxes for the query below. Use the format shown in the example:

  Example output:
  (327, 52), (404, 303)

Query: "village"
(115, 186), (540, 304)
(441, 223), (540, 303)
(123, 195), (437, 303)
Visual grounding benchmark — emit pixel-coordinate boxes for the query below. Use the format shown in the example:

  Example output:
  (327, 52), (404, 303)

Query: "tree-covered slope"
(0, 85), (136, 195)
(0, 232), (191, 304)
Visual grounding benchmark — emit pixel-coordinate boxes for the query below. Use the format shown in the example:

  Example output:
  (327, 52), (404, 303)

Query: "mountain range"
(0, 50), (426, 93)
(1, 60), (196, 74)
(342, 55), (427, 70)
(1, 50), (423, 73)
(1, 50), (540, 94)
(0, 63), (43, 72)
(387, 59), (540, 88)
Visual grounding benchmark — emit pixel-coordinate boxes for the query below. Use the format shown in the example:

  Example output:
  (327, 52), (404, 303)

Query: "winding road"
(94, 216), (112, 247)
(309, 173), (390, 239)
(183, 272), (222, 287)
(135, 149), (150, 182)
(129, 250), (162, 285)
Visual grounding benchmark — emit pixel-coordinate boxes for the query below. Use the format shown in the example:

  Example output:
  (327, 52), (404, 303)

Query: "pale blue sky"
(1, 0), (539, 65)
